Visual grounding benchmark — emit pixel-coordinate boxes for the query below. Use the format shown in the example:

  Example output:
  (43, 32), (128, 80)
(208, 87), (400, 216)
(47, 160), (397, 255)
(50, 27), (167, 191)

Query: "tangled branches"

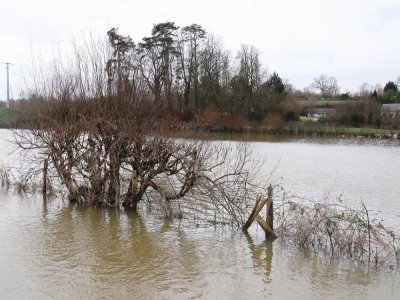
(274, 190), (400, 264)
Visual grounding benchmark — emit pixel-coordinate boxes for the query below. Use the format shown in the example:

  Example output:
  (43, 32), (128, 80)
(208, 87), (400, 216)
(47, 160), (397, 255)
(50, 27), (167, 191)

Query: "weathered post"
(243, 195), (265, 231)
(42, 158), (48, 195)
(255, 215), (277, 240)
(265, 185), (274, 239)
(242, 185), (277, 240)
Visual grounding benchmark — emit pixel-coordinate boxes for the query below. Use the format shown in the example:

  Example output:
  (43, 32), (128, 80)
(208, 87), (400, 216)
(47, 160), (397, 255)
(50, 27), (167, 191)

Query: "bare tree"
(230, 45), (263, 113)
(198, 35), (230, 109)
(177, 24), (206, 112)
(137, 36), (165, 104)
(136, 22), (179, 107)
(312, 74), (340, 98)
(237, 45), (262, 97)
(358, 82), (371, 97)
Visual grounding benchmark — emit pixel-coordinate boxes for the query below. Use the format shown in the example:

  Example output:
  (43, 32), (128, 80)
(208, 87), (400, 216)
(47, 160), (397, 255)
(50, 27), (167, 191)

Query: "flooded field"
(0, 193), (399, 299)
(1, 129), (400, 298)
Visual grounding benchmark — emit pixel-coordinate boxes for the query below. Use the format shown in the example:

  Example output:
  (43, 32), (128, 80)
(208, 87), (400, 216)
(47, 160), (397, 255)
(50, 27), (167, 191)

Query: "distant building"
(381, 104), (400, 119)
(307, 108), (336, 118)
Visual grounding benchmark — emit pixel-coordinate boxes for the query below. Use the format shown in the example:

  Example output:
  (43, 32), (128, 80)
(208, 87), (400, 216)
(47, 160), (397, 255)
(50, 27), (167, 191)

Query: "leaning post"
(243, 185), (277, 240)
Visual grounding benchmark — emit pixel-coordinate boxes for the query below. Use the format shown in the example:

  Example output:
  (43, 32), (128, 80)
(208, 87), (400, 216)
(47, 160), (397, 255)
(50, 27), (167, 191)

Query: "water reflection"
(34, 201), (205, 298)
(245, 232), (273, 284)
(1, 193), (400, 298)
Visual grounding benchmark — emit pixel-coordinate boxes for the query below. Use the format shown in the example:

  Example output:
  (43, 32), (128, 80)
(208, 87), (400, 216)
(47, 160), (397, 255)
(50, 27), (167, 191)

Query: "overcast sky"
(0, 0), (399, 100)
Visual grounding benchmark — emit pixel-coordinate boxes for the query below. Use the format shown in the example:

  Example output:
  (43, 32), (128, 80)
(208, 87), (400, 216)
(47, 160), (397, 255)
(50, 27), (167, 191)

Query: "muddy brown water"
(1, 129), (400, 299)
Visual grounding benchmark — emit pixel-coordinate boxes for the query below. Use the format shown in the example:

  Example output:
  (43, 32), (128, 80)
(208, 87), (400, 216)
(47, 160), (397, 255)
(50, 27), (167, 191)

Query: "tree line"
(104, 22), (290, 122)
(3, 21), (399, 131)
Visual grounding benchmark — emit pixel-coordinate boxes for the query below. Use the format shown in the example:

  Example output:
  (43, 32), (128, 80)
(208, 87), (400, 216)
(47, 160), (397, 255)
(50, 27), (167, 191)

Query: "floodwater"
(1, 129), (400, 299)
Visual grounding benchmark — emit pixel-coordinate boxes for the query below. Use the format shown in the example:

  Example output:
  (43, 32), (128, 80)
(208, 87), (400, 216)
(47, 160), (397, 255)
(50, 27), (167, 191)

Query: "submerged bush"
(273, 189), (400, 264)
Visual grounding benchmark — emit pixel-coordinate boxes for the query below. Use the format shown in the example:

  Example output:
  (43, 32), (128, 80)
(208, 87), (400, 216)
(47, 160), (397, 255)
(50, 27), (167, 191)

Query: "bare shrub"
(273, 190), (400, 263)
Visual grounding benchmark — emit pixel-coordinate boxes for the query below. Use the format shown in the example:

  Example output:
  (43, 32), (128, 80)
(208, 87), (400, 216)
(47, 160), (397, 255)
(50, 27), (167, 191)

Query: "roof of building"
(381, 104), (400, 111)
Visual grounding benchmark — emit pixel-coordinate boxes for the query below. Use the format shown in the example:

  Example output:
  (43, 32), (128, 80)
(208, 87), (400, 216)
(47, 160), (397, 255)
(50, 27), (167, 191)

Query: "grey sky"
(1, 0), (399, 100)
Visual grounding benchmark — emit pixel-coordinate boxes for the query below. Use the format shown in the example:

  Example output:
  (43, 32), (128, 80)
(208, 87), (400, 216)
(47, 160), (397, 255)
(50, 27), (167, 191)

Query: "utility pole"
(1, 62), (12, 109)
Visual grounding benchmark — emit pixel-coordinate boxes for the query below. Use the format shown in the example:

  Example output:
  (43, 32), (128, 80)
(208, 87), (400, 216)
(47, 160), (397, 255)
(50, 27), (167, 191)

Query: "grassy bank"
(0, 107), (21, 128)
(202, 123), (400, 138)
(297, 99), (347, 108)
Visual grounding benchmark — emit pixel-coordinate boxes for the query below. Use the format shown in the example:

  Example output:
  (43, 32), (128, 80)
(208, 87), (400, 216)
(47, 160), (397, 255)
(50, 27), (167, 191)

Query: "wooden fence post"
(265, 185), (274, 239)
(242, 185), (277, 240)
(42, 159), (48, 195)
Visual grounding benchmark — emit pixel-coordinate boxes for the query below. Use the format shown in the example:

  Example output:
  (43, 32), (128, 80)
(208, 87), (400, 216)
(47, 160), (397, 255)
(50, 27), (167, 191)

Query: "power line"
(1, 62), (13, 109)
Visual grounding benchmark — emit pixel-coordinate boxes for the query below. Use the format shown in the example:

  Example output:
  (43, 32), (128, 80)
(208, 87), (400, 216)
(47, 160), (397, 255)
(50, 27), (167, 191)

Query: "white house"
(307, 108), (336, 118)
(381, 104), (400, 119)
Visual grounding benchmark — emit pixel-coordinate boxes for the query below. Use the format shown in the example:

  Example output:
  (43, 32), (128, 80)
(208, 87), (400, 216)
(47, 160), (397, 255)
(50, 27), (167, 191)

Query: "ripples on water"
(0, 193), (399, 299)
(1, 129), (400, 298)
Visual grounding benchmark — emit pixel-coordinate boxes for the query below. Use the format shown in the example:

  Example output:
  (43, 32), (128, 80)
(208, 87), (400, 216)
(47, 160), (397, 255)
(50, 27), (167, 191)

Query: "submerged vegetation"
(274, 191), (400, 264)
(2, 166), (400, 265)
